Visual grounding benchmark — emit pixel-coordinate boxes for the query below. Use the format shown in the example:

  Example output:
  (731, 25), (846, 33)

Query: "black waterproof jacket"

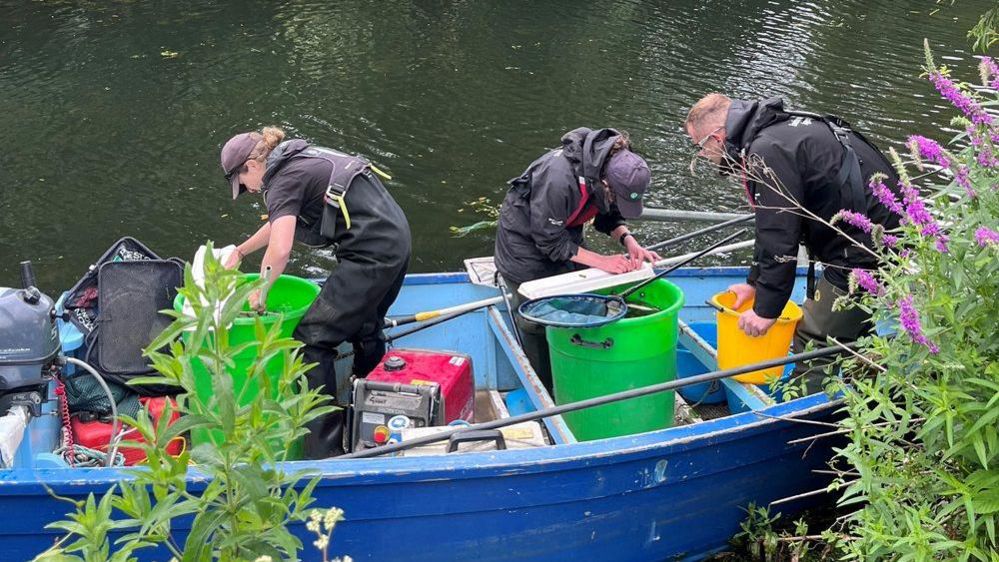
(494, 128), (627, 285)
(723, 98), (900, 318)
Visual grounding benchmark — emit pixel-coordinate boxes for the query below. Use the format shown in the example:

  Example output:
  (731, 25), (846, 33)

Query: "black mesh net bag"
(84, 260), (183, 396)
(518, 293), (628, 328)
(64, 237), (162, 335)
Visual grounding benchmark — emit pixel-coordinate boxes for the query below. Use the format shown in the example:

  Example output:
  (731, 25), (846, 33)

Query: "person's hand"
(223, 247), (244, 269)
(248, 288), (266, 313)
(624, 236), (661, 268)
(738, 309), (777, 337)
(728, 283), (756, 309)
(595, 254), (638, 274)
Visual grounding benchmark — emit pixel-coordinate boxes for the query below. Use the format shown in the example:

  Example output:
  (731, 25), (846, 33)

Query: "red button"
(373, 425), (390, 445)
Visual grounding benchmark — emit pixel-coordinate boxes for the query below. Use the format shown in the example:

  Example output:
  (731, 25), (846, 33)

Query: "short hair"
(685, 93), (731, 132)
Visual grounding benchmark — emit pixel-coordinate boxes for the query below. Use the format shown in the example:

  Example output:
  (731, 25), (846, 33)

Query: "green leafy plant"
(826, 46), (999, 561)
(35, 243), (338, 562)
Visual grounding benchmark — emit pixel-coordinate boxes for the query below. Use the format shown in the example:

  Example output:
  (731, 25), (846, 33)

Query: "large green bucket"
(174, 274), (320, 459)
(547, 279), (684, 441)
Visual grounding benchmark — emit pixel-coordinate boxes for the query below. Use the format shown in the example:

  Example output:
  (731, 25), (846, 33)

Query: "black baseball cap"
(604, 149), (651, 218)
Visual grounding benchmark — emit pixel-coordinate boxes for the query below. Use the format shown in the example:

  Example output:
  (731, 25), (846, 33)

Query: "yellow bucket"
(711, 291), (803, 384)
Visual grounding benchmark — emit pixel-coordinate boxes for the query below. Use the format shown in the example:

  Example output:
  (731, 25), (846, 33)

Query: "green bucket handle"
(570, 334), (615, 350)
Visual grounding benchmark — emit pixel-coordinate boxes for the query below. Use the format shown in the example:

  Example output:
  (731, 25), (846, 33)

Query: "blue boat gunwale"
(2, 394), (837, 495)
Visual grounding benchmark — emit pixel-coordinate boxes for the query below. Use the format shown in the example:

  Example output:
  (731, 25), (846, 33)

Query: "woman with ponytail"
(220, 126), (411, 458)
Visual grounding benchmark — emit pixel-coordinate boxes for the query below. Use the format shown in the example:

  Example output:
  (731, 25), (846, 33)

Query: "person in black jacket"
(220, 126), (411, 457)
(685, 94), (900, 392)
(495, 127), (660, 387)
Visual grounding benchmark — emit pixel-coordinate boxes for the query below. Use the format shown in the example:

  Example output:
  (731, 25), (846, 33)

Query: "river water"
(0, 0), (991, 291)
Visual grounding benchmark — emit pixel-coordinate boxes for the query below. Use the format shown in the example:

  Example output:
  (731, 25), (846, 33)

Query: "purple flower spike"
(955, 165), (976, 199)
(832, 210), (874, 233)
(881, 234), (899, 248)
(934, 235), (950, 254)
(970, 126), (984, 147)
(851, 268), (883, 296)
(981, 56), (999, 90)
(975, 227), (999, 247)
(908, 135), (950, 169)
(929, 71), (993, 126)
(981, 57), (999, 90)
(977, 146), (998, 169)
(903, 197), (934, 227)
(898, 295), (940, 354)
(869, 177), (904, 215)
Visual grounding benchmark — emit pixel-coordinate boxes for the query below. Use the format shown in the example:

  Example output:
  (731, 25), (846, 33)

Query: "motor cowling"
(0, 262), (60, 416)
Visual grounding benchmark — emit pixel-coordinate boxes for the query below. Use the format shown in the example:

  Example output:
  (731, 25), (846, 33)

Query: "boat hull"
(0, 268), (840, 561)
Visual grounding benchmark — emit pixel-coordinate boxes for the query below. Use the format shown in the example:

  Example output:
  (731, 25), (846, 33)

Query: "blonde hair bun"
(260, 126), (286, 151)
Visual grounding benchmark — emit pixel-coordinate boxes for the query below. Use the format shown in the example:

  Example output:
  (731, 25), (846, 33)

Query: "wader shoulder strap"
(289, 146), (378, 244)
(784, 111), (868, 213)
(299, 147), (372, 228)
(825, 120), (867, 213)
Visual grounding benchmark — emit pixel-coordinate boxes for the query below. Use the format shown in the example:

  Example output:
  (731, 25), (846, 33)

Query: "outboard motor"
(0, 261), (60, 417)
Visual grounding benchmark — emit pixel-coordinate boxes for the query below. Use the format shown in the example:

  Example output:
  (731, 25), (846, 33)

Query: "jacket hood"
(262, 139), (310, 186)
(723, 97), (790, 164)
(560, 127), (622, 181)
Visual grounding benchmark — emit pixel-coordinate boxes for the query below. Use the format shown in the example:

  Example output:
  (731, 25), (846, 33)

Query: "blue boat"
(0, 267), (839, 561)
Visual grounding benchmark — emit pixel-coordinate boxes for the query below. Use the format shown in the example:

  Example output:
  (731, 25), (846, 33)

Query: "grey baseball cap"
(220, 132), (259, 199)
(604, 149), (650, 219)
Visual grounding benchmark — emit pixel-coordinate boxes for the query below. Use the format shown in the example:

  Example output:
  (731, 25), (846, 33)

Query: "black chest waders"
(270, 146), (392, 248)
(784, 111), (871, 299)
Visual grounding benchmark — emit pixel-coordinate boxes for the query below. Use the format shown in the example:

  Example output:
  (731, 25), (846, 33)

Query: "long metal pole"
(341, 344), (852, 459)
(637, 208), (747, 222)
(619, 229), (748, 299)
(646, 215), (753, 253)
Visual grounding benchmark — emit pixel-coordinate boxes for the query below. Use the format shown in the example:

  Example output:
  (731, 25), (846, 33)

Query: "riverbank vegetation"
(731, 35), (999, 562)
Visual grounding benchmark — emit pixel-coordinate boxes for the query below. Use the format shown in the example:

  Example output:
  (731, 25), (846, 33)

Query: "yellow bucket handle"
(710, 290), (799, 322)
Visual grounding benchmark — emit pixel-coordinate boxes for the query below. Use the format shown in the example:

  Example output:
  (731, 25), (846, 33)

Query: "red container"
(367, 349), (474, 423)
(71, 396), (184, 465)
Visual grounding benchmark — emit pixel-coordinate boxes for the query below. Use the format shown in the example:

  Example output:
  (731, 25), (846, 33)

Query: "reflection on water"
(0, 0), (991, 290)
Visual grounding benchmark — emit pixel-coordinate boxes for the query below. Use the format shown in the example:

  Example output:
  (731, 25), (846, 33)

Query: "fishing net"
(518, 294), (627, 328)
(63, 374), (141, 421)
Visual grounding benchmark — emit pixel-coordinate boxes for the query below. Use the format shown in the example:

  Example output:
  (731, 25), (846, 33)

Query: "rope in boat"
(53, 444), (125, 467)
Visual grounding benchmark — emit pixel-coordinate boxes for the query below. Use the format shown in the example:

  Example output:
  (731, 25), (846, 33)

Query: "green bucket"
(547, 279), (684, 441)
(174, 273), (320, 459)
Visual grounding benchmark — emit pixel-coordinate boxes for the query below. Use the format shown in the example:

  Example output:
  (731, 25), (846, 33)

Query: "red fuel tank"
(367, 349), (474, 423)
(71, 396), (183, 465)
